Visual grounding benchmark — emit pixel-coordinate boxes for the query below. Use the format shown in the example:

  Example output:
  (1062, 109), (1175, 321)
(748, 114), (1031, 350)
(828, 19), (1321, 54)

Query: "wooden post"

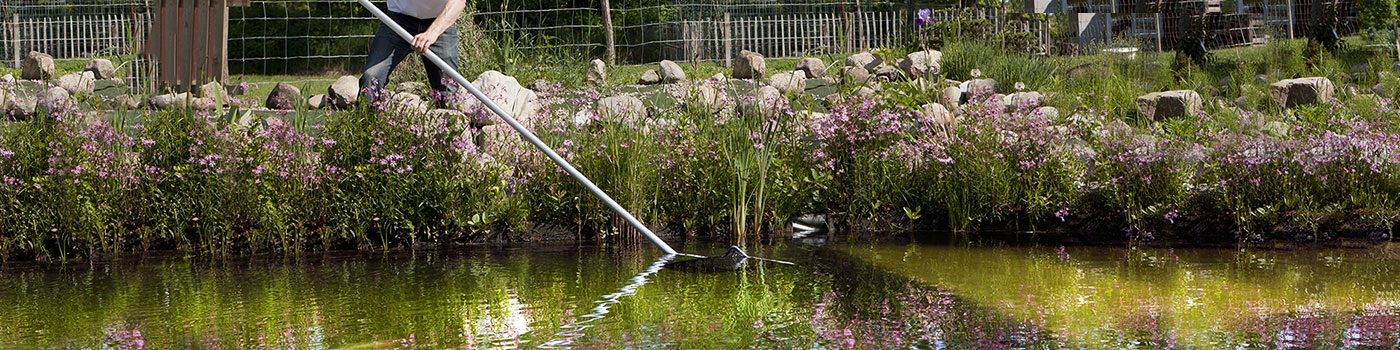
(723, 12), (731, 68)
(600, 0), (616, 66)
(1285, 0), (1294, 39)
(10, 14), (18, 68)
(1155, 13), (1163, 51)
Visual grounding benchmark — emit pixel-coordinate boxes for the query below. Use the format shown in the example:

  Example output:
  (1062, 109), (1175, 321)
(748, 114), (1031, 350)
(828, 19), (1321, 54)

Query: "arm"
(411, 0), (467, 54)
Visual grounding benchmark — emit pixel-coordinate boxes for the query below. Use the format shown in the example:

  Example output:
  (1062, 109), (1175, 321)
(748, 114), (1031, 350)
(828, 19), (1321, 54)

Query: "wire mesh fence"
(0, 0), (151, 89)
(0, 0), (1370, 81)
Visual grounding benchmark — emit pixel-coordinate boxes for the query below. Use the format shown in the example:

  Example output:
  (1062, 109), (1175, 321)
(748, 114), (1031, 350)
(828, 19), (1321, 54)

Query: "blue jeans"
(360, 11), (461, 101)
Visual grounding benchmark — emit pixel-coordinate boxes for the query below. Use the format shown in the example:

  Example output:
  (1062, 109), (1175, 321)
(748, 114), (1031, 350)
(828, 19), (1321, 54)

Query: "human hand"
(411, 31), (441, 54)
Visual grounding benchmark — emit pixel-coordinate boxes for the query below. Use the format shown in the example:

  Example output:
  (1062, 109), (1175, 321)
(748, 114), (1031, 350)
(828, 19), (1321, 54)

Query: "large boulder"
(392, 92), (429, 113)
(841, 66), (871, 85)
(149, 93), (192, 110)
(596, 95), (646, 121)
(1008, 91), (1046, 109)
(795, 57), (826, 79)
(897, 50), (942, 79)
(465, 70), (541, 125)
(1269, 77), (1334, 108)
(872, 65), (902, 82)
(734, 50), (767, 79)
(769, 71), (807, 94)
(265, 82), (302, 109)
(845, 52), (883, 71)
(639, 70), (661, 85)
(920, 102), (954, 126)
(659, 60), (686, 83)
(746, 85), (786, 117)
(21, 52), (55, 80)
(327, 75), (359, 107)
(1135, 90), (1203, 120)
(200, 81), (228, 101)
(84, 59), (117, 80)
(307, 94), (327, 109)
(57, 72), (96, 95)
(940, 86), (962, 111)
(689, 84), (723, 114)
(587, 59), (607, 86)
(42, 86), (69, 103)
(961, 79), (998, 100)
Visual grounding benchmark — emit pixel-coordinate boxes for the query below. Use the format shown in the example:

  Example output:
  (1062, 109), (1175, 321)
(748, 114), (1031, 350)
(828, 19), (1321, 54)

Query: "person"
(359, 0), (466, 103)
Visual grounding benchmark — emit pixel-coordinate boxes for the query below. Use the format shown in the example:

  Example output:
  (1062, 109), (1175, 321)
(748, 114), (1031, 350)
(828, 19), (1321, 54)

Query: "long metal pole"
(356, 0), (679, 256)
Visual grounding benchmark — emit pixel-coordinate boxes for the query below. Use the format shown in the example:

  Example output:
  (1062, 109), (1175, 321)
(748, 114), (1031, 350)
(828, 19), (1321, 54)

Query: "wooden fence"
(147, 0), (250, 91)
(672, 10), (908, 65)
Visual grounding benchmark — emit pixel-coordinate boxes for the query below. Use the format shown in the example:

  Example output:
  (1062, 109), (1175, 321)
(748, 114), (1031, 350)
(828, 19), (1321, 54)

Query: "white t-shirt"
(388, 0), (450, 20)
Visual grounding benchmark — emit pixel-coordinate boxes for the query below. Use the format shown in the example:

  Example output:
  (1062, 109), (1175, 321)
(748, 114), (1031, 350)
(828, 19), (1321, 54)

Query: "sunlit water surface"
(3, 240), (1400, 349)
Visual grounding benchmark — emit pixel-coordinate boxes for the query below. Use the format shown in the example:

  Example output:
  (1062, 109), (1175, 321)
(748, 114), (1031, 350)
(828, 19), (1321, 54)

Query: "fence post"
(10, 14), (18, 68)
(1285, 0), (1294, 39)
(1155, 13), (1162, 51)
(600, 0), (616, 65)
(723, 12), (731, 67)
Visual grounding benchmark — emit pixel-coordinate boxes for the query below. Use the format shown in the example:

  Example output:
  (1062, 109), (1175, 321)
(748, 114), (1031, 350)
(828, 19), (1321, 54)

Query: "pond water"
(2, 240), (1400, 349)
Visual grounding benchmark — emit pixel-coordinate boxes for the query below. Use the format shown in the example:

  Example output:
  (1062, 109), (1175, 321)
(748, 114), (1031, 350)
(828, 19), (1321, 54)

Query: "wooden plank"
(180, 0), (196, 89)
(212, 0), (228, 81)
(161, 0), (177, 88)
(193, 0), (208, 84)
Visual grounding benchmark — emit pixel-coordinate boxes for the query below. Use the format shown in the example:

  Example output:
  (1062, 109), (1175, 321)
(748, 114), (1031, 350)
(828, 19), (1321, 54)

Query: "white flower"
(970, 69), (982, 78)
(1014, 82), (1026, 91)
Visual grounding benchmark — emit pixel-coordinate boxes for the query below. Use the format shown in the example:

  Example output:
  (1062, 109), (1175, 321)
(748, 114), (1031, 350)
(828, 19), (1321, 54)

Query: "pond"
(2, 239), (1399, 349)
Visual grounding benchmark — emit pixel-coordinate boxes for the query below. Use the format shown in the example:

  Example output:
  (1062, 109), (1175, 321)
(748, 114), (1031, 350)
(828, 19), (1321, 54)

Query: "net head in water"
(664, 246), (749, 273)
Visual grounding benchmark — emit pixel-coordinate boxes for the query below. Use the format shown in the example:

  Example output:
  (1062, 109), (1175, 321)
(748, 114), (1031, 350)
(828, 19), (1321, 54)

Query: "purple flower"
(915, 8), (933, 27)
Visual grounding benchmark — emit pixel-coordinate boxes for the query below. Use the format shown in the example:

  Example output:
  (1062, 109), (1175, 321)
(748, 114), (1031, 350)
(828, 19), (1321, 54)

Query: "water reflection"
(841, 242), (1400, 349)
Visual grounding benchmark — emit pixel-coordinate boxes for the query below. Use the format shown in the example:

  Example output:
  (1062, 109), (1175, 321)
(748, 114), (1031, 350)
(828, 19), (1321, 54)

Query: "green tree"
(1358, 0), (1398, 30)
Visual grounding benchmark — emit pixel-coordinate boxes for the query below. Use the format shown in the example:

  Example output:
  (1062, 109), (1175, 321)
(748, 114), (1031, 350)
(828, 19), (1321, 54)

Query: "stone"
(962, 79), (998, 99)
(897, 50), (942, 79)
(84, 59), (117, 80)
(659, 60), (686, 83)
(1254, 74), (1268, 84)
(841, 66), (870, 85)
(148, 93), (191, 110)
(855, 86), (876, 97)
(466, 70), (541, 125)
(526, 79), (554, 92)
(587, 59), (607, 86)
(844, 52), (883, 71)
(307, 94), (327, 109)
(191, 97), (217, 110)
(1269, 77), (1334, 108)
(872, 65), (902, 82)
(769, 71), (807, 94)
(392, 92), (429, 113)
(21, 51), (55, 80)
(639, 70), (661, 85)
(0, 74), (13, 83)
(477, 124), (524, 153)
(327, 75), (359, 107)
(201, 81), (228, 101)
(596, 95), (646, 121)
(734, 50), (767, 79)
(265, 82), (302, 110)
(752, 85), (785, 117)
(795, 57), (826, 79)
(690, 84), (723, 114)
(920, 102), (954, 126)
(395, 81), (428, 95)
(42, 86), (69, 102)
(1135, 90), (1203, 120)
(1009, 91), (1045, 109)
(1262, 121), (1291, 137)
(114, 95), (142, 110)
(57, 72), (95, 95)
(822, 93), (843, 107)
(1035, 106), (1059, 120)
(12, 93), (38, 116)
(939, 86), (962, 111)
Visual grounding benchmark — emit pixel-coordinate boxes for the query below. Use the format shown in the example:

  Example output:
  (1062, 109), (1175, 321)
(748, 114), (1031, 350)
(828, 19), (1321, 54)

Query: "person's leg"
(359, 20), (415, 96)
(422, 24), (461, 108)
